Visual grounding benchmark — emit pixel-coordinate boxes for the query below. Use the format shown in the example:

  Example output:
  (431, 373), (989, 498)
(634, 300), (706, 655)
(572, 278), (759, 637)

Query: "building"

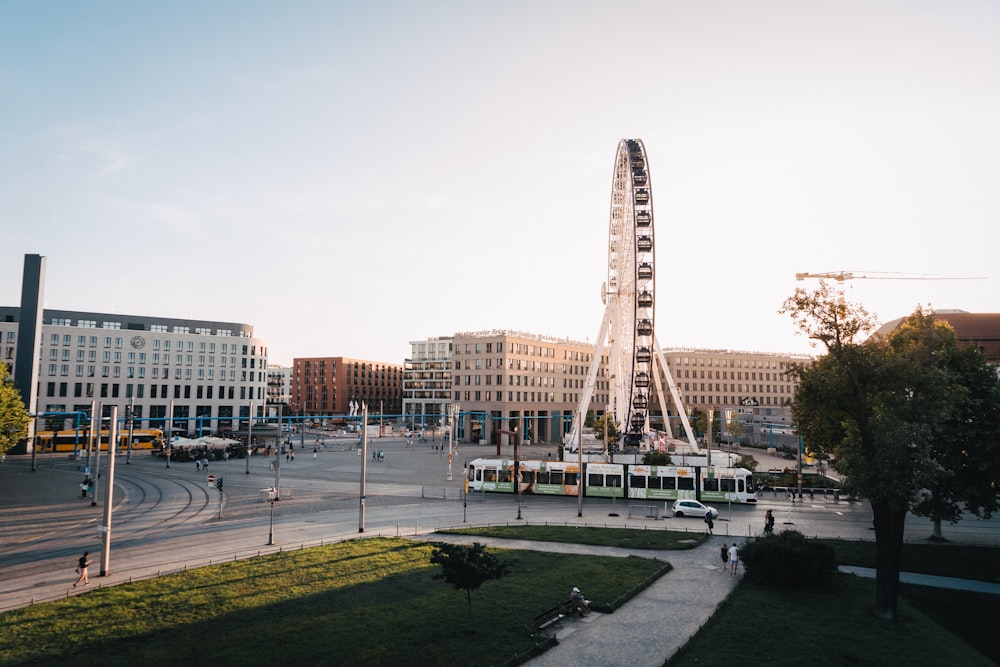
(415, 330), (609, 445)
(402, 337), (454, 430)
(877, 310), (1000, 362)
(0, 307), (269, 438)
(657, 347), (811, 448)
(266, 364), (292, 412)
(290, 357), (403, 422)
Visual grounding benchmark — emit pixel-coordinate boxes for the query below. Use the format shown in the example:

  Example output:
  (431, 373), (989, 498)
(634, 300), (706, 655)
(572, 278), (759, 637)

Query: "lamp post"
(246, 399), (253, 475)
(266, 495), (276, 545)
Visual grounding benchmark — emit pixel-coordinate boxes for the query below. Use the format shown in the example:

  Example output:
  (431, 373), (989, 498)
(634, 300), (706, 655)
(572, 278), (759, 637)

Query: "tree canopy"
(0, 364), (31, 457)
(430, 542), (511, 631)
(782, 284), (1000, 620)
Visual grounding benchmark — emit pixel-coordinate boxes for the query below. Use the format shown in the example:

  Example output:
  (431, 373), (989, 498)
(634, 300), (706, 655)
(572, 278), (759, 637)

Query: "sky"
(1, 1), (997, 366)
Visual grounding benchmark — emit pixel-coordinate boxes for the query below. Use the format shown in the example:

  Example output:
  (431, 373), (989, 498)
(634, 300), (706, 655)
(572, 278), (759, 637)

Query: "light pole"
(266, 495), (276, 545)
(246, 399), (253, 475)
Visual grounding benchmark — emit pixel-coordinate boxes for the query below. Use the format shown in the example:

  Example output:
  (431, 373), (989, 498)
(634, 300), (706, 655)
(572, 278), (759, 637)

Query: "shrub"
(739, 530), (837, 588)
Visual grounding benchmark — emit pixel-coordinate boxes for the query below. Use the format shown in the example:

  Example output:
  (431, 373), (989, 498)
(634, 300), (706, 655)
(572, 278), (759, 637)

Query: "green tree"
(642, 450), (673, 466)
(735, 454), (758, 472)
(727, 418), (746, 446)
(591, 413), (620, 450)
(901, 312), (1000, 541)
(430, 542), (511, 632)
(782, 285), (999, 620)
(0, 364), (30, 457)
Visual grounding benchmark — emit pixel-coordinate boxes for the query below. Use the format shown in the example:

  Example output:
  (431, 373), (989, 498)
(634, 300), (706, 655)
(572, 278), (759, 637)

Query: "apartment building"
(266, 364), (292, 412)
(445, 330), (609, 445)
(290, 357), (403, 421)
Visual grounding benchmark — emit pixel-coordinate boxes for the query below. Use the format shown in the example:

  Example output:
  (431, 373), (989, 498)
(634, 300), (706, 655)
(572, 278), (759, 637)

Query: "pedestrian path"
(421, 533), (742, 667)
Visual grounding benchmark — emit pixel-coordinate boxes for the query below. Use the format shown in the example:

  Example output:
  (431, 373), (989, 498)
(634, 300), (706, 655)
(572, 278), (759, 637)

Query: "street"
(2, 434), (998, 612)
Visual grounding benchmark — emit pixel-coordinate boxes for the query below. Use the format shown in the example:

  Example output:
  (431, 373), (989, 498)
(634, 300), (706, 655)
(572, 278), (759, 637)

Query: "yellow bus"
(37, 428), (164, 453)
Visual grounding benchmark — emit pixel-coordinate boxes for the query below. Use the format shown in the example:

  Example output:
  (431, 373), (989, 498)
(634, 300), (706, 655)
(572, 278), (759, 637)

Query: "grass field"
(0, 537), (668, 667)
(1, 527), (996, 666)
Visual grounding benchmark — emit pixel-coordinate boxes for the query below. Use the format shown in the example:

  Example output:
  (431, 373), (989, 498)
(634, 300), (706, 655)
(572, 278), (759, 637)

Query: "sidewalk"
(422, 533), (742, 666)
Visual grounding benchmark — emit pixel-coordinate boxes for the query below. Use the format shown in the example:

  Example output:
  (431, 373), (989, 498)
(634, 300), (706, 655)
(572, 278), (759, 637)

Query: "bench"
(527, 601), (578, 636)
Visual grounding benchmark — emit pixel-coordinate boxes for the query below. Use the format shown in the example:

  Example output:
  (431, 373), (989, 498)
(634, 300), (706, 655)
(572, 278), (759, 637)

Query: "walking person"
(73, 551), (92, 587)
(764, 509), (775, 535)
(704, 510), (714, 534)
(728, 544), (740, 575)
(720, 543), (729, 571)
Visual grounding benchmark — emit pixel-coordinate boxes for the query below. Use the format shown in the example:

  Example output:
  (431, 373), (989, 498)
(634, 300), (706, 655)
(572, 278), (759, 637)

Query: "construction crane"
(795, 271), (986, 282)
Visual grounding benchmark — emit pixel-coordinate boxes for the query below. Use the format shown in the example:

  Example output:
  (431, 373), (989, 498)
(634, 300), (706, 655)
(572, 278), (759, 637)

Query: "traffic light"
(215, 477), (224, 491)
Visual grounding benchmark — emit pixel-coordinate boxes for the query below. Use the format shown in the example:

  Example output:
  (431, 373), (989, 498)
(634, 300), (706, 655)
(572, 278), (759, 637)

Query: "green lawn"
(2, 528), (996, 667)
(667, 574), (997, 667)
(0, 537), (668, 667)
(442, 523), (707, 550)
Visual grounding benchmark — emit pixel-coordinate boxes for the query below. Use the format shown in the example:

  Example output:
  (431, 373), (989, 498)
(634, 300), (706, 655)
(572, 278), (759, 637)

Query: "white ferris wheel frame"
(567, 139), (696, 451)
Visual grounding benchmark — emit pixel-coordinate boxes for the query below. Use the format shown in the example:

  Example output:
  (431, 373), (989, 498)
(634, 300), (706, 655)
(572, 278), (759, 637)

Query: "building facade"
(402, 337), (454, 430)
(0, 307), (268, 437)
(266, 364), (292, 412)
(290, 356), (403, 422)
(444, 330), (609, 445)
(657, 347), (811, 448)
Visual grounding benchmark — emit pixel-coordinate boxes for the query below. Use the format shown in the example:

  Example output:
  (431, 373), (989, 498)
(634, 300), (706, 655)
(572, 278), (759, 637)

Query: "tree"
(0, 364), (31, 457)
(727, 418), (746, 446)
(781, 284), (1000, 620)
(591, 413), (620, 450)
(430, 542), (511, 632)
(735, 454), (758, 473)
(902, 312), (1000, 540)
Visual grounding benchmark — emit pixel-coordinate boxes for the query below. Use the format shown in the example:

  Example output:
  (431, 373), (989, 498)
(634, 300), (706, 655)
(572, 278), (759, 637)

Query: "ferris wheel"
(568, 139), (695, 451)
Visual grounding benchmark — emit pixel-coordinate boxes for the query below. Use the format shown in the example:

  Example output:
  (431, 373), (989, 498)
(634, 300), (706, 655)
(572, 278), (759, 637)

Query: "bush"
(739, 530), (837, 588)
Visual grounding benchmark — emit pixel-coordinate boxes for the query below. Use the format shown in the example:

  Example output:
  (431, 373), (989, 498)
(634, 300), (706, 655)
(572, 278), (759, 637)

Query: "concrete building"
(290, 357), (403, 422)
(406, 330), (609, 446)
(657, 347), (812, 449)
(266, 364), (292, 412)
(0, 306), (269, 438)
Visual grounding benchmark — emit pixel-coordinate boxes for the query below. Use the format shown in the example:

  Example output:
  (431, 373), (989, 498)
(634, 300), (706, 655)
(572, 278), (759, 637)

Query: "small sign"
(207, 474), (216, 484)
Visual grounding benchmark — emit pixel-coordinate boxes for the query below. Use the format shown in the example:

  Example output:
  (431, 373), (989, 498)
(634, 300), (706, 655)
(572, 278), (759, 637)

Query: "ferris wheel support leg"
(652, 335), (698, 449)
(568, 305), (612, 449)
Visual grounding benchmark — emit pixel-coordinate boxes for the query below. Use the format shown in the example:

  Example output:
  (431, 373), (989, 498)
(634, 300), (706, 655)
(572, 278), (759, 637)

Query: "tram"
(467, 457), (757, 504)
(37, 428), (164, 452)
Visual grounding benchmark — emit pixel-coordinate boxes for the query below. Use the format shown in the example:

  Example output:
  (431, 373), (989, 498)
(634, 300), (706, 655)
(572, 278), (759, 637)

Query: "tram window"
(607, 474), (622, 488)
(646, 476), (660, 490)
(564, 472), (577, 485)
(678, 477), (694, 491)
(704, 478), (719, 492)
(537, 471), (549, 485)
(662, 477), (676, 490)
(469, 468), (476, 481)
(721, 478), (736, 493)
(484, 469), (496, 482)
(588, 473), (604, 487)
(499, 469), (511, 483)
(629, 474), (646, 489)
(522, 470), (535, 484)
(551, 472), (564, 485)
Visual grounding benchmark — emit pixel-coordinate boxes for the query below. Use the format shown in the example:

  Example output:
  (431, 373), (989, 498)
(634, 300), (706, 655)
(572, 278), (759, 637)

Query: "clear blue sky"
(2, 1), (997, 365)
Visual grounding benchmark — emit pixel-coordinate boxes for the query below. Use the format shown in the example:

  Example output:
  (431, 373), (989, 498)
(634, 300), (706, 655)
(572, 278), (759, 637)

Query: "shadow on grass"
(0, 538), (669, 667)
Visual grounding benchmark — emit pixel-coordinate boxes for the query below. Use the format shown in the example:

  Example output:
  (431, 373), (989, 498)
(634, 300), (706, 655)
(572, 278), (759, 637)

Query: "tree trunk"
(930, 517), (944, 541)
(871, 500), (907, 620)
(466, 589), (473, 632)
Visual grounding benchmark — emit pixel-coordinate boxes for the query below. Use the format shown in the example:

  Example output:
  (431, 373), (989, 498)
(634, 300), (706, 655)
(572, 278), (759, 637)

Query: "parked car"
(671, 499), (719, 519)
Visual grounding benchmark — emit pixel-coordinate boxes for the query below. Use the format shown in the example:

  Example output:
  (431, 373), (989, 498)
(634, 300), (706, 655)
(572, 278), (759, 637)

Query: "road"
(2, 434), (997, 611)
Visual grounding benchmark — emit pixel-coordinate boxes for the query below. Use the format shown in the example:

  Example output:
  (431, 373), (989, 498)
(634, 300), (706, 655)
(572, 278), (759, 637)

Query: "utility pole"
(246, 399), (253, 475)
(91, 402), (103, 507)
(359, 402), (368, 532)
(125, 396), (135, 464)
(99, 405), (119, 576)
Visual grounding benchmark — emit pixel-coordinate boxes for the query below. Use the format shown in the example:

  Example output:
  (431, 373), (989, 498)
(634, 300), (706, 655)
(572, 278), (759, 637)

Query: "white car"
(672, 499), (719, 519)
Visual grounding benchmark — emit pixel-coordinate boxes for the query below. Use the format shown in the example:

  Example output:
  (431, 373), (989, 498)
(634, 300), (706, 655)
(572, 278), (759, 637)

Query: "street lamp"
(266, 494), (276, 545)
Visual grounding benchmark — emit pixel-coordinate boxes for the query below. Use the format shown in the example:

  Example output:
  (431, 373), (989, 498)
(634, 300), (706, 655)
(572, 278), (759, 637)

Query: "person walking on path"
(720, 543), (729, 571)
(764, 509), (775, 535)
(728, 544), (740, 575)
(73, 551), (92, 587)
(704, 511), (714, 534)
